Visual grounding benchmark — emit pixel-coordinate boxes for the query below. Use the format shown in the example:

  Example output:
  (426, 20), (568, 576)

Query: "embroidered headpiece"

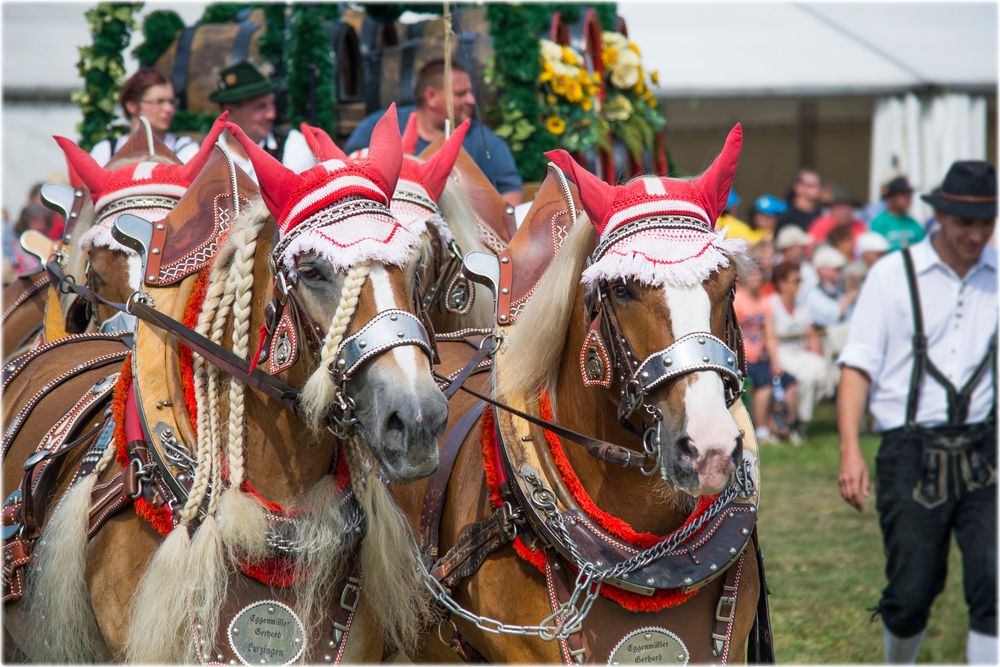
(227, 104), (417, 274)
(301, 116), (471, 246)
(54, 112), (228, 213)
(545, 124), (747, 287)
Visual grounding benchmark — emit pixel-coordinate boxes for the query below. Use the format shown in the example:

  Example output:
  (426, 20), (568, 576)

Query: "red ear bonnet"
(401, 113), (420, 155)
(400, 119), (470, 201)
(544, 149), (615, 233)
(226, 103), (403, 235)
(693, 123), (742, 223)
(54, 112), (230, 211)
(300, 122), (349, 162)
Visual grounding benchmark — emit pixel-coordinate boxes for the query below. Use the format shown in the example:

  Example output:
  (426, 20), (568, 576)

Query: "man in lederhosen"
(837, 160), (997, 663)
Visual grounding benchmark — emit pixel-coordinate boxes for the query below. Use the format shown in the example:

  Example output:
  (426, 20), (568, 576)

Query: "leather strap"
(496, 251), (513, 325)
(430, 502), (519, 592)
(419, 400), (486, 563)
(746, 528), (775, 663)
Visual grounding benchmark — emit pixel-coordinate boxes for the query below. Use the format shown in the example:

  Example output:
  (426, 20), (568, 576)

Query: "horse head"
(229, 104), (447, 482)
(510, 125), (748, 497)
(53, 114), (226, 328)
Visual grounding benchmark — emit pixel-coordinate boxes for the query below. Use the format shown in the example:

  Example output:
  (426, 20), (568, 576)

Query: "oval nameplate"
(608, 627), (689, 665)
(227, 600), (306, 665)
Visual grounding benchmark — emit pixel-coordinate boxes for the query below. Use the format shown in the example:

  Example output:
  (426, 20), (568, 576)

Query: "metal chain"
(412, 457), (754, 641)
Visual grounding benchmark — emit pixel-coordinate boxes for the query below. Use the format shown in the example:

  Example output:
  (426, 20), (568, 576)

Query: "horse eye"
(297, 264), (322, 281)
(612, 282), (634, 301)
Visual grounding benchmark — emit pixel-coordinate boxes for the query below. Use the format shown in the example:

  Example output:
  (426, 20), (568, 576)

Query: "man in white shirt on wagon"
(837, 160), (997, 664)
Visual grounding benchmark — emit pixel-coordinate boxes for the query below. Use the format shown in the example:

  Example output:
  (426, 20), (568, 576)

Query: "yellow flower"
(593, 70), (602, 83)
(546, 116), (566, 135)
(546, 94), (556, 105)
(629, 43), (641, 55)
(582, 98), (593, 112)
(562, 46), (579, 65)
(651, 69), (660, 85)
(603, 46), (619, 67)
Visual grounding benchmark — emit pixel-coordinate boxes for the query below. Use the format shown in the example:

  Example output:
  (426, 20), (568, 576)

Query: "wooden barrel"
(154, 9), (269, 114)
(358, 7), (495, 114)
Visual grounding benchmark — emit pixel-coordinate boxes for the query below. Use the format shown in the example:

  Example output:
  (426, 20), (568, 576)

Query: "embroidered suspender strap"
(419, 400), (487, 564)
(901, 249), (926, 426)
(901, 250), (997, 426)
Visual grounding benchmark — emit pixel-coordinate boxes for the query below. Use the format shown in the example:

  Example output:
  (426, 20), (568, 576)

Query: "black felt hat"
(208, 61), (276, 104)
(921, 161), (997, 219)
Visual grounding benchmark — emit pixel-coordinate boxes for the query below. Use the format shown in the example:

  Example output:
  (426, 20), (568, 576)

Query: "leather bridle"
(582, 223), (747, 475)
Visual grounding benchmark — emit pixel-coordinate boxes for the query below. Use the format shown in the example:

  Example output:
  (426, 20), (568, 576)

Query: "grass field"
(758, 402), (969, 663)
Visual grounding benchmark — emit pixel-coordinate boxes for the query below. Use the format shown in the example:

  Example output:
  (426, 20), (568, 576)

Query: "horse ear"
(180, 111), (229, 182)
(401, 112), (420, 155)
(545, 149), (615, 234)
(360, 102), (403, 198)
(416, 119), (470, 200)
(300, 122), (348, 162)
(692, 123), (742, 222)
(224, 120), (298, 218)
(53, 136), (110, 196)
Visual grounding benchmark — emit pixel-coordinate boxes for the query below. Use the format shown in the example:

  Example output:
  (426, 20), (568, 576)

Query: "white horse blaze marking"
(662, 285), (740, 459)
(368, 265), (420, 388)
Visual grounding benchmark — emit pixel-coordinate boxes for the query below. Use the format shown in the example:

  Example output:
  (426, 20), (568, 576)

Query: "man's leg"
(875, 430), (955, 663)
(953, 437), (997, 664)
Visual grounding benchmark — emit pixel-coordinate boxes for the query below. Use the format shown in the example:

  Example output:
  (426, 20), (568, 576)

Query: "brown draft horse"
(394, 126), (768, 663)
(4, 112), (447, 663)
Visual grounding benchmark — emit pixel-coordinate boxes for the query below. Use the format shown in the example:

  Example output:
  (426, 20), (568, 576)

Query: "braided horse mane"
(118, 195), (432, 660)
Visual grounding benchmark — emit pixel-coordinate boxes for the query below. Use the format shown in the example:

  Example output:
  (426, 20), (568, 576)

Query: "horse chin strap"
(582, 279), (746, 476)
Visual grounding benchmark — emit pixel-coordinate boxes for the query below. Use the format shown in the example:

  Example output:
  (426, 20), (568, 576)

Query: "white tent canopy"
(623, 2), (997, 97)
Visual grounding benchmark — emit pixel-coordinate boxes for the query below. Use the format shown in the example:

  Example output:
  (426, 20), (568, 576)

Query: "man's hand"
(837, 366), (873, 512)
(838, 447), (870, 511)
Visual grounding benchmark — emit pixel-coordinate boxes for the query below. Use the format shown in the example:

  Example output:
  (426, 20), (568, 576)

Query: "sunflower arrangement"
(536, 39), (608, 154)
(601, 31), (665, 162)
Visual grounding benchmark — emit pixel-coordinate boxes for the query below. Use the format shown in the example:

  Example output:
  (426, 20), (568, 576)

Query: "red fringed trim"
(479, 401), (712, 611)
(241, 558), (297, 588)
(111, 356), (132, 468)
(179, 269), (210, 431)
(539, 393), (717, 548)
(111, 358), (174, 537)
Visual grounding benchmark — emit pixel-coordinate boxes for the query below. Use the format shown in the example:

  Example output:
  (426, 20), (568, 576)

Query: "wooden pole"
(443, 0), (454, 137)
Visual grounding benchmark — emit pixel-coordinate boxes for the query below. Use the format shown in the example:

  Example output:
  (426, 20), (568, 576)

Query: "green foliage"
(73, 2), (140, 151)
(170, 109), (216, 134)
(259, 4), (288, 69)
(286, 4), (336, 133)
(133, 9), (183, 67)
(199, 3), (246, 25)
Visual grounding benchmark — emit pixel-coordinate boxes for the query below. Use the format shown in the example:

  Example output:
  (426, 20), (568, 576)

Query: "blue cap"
(754, 194), (787, 215)
(726, 190), (741, 210)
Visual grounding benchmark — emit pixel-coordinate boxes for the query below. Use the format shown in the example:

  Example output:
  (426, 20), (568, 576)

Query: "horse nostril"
(675, 435), (696, 459)
(386, 412), (405, 439)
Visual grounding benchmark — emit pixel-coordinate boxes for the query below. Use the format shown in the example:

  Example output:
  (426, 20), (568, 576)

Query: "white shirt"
(89, 132), (198, 166)
(770, 293), (813, 356)
(219, 128), (314, 184)
(804, 283), (843, 328)
(838, 234), (997, 431)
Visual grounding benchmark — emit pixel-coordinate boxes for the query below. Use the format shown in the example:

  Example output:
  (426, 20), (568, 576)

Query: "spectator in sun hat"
(838, 159), (997, 664)
(870, 175), (924, 252)
(775, 225), (818, 298)
(750, 194), (786, 241)
(804, 244), (856, 328)
(715, 189), (762, 243)
(210, 60), (314, 182)
(855, 231), (890, 270)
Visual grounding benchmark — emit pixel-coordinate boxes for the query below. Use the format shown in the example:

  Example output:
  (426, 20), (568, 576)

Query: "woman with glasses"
(89, 68), (197, 165)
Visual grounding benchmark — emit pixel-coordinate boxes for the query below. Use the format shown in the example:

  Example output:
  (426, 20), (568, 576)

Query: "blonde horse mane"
(125, 194), (427, 659)
(496, 218), (596, 402)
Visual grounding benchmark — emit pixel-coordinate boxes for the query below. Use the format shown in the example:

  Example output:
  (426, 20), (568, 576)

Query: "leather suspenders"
(900, 248), (997, 427)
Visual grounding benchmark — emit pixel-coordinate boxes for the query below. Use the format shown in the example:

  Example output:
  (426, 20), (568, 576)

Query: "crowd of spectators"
(724, 169), (920, 444)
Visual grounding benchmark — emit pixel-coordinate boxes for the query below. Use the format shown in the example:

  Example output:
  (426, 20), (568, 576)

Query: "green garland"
(286, 5), (337, 133)
(133, 9), (183, 67)
(72, 2), (141, 151)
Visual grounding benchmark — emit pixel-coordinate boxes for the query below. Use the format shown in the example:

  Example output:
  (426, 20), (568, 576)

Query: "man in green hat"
(210, 61), (313, 182)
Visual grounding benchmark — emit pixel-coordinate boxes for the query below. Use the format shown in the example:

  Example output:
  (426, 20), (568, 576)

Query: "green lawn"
(758, 402), (969, 663)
